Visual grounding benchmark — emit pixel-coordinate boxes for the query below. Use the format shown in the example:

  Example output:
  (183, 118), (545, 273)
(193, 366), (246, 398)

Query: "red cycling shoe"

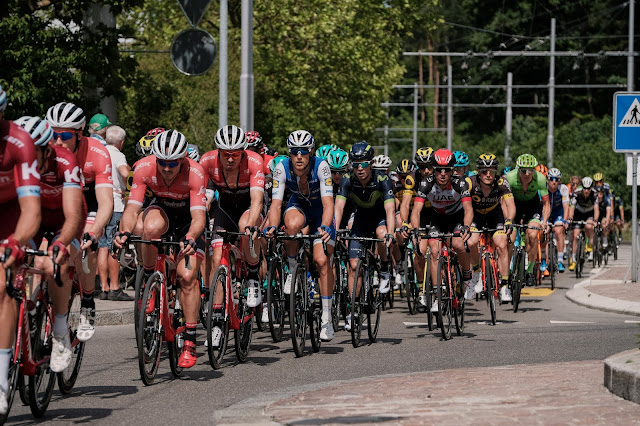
(178, 340), (197, 368)
(145, 288), (157, 314)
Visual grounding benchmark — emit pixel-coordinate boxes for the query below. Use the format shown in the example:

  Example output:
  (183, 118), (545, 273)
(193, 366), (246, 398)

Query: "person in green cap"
(89, 113), (111, 146)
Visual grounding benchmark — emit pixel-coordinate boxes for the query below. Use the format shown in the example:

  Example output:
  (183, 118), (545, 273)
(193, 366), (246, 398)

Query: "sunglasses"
(220, 150), (243, 159)
(351, 161), (370, 169)
(157, 159), (181, 168)
(434, 167), (452, 174)
(53, 131), (75, 141)
(519, 168), (533, 174)
(548, 177), (560, 182)
(289, 147), (310, 156)
(479, 169), (496, 175)
(331, 170), (345, 175)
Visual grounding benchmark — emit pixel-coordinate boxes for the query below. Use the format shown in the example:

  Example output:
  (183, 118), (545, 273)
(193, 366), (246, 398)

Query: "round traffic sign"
(170, 28), (217, 76)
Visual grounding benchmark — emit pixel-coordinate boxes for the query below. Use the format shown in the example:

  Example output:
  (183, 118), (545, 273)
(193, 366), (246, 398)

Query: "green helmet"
(269, 154), (289, 174)
(316, 144), (337, 160)
(516, 153), (538, 168)
(327, 148), (349, 172)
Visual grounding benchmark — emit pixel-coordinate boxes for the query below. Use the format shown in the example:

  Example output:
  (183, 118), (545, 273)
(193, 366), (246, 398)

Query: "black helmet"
(349, 141), (374, 161)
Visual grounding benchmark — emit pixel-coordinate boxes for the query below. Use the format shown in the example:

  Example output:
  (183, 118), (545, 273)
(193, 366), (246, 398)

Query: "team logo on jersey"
(325, 177), (332, 186)
(273, 180), (279, 188)
(64, 166), (82, 184)
(21, 160), (40, 181)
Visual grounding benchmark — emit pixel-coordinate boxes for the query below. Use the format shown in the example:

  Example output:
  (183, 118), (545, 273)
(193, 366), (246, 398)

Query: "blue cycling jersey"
(271, 156), (333, 209)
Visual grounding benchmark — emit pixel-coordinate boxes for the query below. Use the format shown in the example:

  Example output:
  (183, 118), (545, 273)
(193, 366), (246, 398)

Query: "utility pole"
(412, 82), (418, 154)
(547, 18), (556, 167)
(506, 72), (513, 166)
(219, 0), (228, 128)
(447, 65), (453, 151)
(239, 0), (253, 131)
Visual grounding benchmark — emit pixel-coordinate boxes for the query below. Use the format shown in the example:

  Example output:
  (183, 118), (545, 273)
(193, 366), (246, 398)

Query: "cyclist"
(0, 104), (42, 413)
(201, 125), (265, 310)
(568, 176), (600, 268)
(593, 172), (611, 197)
(315, 144), (337, 161)
(328, 149), (349, 195)
(115, 130), (207, 368)
(334, 141), (395, 331)
(371, 155), (392, 174)
(266, 130), (335, 341)
(505, 154), (550, 285)
(412, 148), (473, 303)
(46, 102), (113, 342)
(187, 144), (201, 162)
(568, 175), (581, 197)
(500, 166), (512, 178)
(16, 116), (85, 373)
(535, 164), (549, 178)
(611, 189), (624, 241)
(466, 154), (515, 301)
(453, 150), (473, 177)
(394, 158), (416, 223)
(546, 168), (570, 272)
(246, 131), (275, 176)
(595, 187), (613, 251)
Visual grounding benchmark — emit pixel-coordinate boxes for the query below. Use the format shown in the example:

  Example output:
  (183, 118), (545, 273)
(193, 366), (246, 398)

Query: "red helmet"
(433, 148), (455, 167)
(146, 127), (165, 136)
(245, 131), (263, 148)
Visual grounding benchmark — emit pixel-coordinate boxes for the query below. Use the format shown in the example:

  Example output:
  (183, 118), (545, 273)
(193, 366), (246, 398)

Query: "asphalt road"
(6, 265), (639, 425)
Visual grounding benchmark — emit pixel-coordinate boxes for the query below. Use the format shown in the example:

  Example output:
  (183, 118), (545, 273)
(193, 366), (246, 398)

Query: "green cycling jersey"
(505, 169), (548, 201)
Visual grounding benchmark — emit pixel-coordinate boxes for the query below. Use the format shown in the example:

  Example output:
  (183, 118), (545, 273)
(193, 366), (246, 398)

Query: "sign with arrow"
(176, 0), (211, 27)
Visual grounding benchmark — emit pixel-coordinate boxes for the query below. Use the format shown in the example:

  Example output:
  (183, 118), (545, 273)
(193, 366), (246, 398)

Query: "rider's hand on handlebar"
(400, 222), (412, 239)
(263, 226), (276, 239)
(0, 236), (23, 269)
(48, 240), (69, 265)
(245, 226), (260, 240)
(113, 231), (131, 249)
(180, 235), (197, 257)
(384, 233), (396, 247)
(81, 232), (98, 251)
(318, 225), (332, 244)
(460, 225), (471, 243)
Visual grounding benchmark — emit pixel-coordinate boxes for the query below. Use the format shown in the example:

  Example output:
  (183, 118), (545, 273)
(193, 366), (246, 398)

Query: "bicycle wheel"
(234, 290), (253, 363)
(137, 273), (162, 386)
(403, 248), (418, 315)
(435, 257), (452, 340)
(206, 267), (230, 370)
(549, 241), (557, 291)
(308, 296), (321, 353)
(28, 304), (55, 418)
(367, 264), (382, 343)
(289, 264), (307, 357)
(576, 235), (584, 279)
(197, 271), (208, 328)
(486, 260), (497, 325)
(0, 334), (19, 424)
(57, 285), (85, 394)
(592, 232), (599, 269)
(452, 262), (465, 336)
(425, 251), (433, 331)
(18, 373), (28, 406)
(350, 259), (365, 348)
(133, 266), (144, 343)
(167, 296), (183, 378)
(512, 249), (524, 313)
(266, 259), (285, 343)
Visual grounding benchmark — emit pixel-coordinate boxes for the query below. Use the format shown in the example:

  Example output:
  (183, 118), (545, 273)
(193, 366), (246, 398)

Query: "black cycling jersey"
(337, 170), (395, 210)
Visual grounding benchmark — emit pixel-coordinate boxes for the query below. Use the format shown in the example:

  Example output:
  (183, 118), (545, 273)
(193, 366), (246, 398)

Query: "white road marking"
(403, 322), (430, 327)
(624, 320), (640, 323)
(549, 320), (596, 324)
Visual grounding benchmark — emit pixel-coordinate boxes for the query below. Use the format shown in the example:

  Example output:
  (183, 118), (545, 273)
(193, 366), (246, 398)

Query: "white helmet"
(187, 144), (201, 162)
(153, 129), (188, 160)
(581, 176), (593, 189)
(14, 116), (54, 147)
(0, 84), (7, 112)
(547, 168), (562, 179)
(215, 125), (246, 150)
(46, 102), (86, 130)
(371, 155), (392, 170)
(287, 130), (314, 149)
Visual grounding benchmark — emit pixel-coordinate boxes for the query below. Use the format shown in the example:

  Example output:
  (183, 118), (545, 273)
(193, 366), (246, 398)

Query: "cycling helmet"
(593, 172), (604, 182)
(153, 129), (188, 160)
(535, 164), (548, 177)
(548, 168), (562, 179)
(187, 144), (201, 162)
(215, 125), (246, 150)
(0, 84), (6, 112)
(476, 153), (499, 169)
(316, 144), (336, 160)
(349, 141), (374, 161)
(269, 154), (288, 174)
(14, 116), (53, 147)
(327, 148), (349, 172)
(137, 135), (155, 157)
(245, 131), (263, 149)
(146, 127), (165, 136)
(581, 176), (594, 189)
(433, 148), (455, 168)
(371, 155), (392, 170)
(501, 166), (512, 174)
(263, 145), (278, 156)
(414, 147), (434, 167)
(516, 153), (537, 168)
(46, 102), (85, 130)
(287, 130), (315, 149)
(453, 151), (469, 167)
(396, 158), (415, 175)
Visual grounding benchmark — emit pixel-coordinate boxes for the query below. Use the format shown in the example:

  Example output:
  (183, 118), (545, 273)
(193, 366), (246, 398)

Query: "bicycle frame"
(478, 232), (499, 300)
(217, 238), (252, 330)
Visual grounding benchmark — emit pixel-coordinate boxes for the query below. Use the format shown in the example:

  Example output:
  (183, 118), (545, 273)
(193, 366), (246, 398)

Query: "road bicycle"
(509, 224), (540, 313)
(131, 237), (186, 385)
(264, 232), (287, 343)
(409, 228), (433, 329)
(332, 230), (350, 332)
(472, 227), (501, 325)
(571, 221), (589, 279)
(206, 230), (255, 368)
(402, 231), (420, 316)
(546, 224), (564, 291)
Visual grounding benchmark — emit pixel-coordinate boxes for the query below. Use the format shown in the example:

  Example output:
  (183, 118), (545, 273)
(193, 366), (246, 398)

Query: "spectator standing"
(89, 113), (111, 146)
(97, 125), (133, 301)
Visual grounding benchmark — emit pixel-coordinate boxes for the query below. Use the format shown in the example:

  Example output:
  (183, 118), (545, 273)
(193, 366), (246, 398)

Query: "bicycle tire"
(308, 297), (321, 353)
(486, 259), (497, 325)
(289, 264), (307, 357)
(452, 262), (465, 335)
(133, 266), (144, 345)
(0, 336), (19, 424)
(206, 267), (230, 370)
(234, 290), (253, 363)
(198, 271), (208, 328)
(435, 256), (452, 340)
(137, 273), (162, 386)
(576, 235), (584, 279)
(18, 373), (28, 406)
(367, 263), (382, 343)
(57, 285), (86, 394)
(592, 232), (599, 269)
(549, 240), (556, 291)
(425, 251), (433, 331)
(403, 248), (417, 315)
(266, 259), (285, 343)
(331, 257), (343, 332)
(351, 258), (365, 348)
(512, 249), (524, 313)
(28, 304), (55, 417)
(168, 295), (183, 378)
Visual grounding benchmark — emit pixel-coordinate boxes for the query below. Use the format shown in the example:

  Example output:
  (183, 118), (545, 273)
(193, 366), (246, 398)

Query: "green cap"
(89, 113), (111, 131)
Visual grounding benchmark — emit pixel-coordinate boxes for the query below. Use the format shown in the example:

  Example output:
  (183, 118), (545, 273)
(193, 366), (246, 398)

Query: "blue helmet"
(327, 148), (349, 172)
(349, 141), (374, 161)
(453, 151), (469, 167)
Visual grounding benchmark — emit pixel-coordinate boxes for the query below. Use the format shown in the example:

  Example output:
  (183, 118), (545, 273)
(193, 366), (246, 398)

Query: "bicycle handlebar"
(127, 237), (190, 268)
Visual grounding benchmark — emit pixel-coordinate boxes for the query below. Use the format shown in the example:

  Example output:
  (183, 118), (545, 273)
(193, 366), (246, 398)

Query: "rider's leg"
(554, 224), (565, 265)
(525, 221), (541, 274)
(283, 208), (305, 276)
(178, 254), (203, 367)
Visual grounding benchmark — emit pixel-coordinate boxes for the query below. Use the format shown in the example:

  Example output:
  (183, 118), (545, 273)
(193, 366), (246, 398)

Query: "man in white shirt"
(97, 125), (133, 301)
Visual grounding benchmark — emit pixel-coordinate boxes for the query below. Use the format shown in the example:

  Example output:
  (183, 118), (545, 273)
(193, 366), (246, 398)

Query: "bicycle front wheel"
(452, 262), (465, 336)
(57, 285), (85, 394)
(486, 259), (497, 325)
(168, 298), (183, 378)
(512, 249), (524, 313)
(331, 256), (343, 332)
(367, 264), (382, 343)
(549, 241), (557, 291)
(351, 259), (365, 348)
(266, 259), (285, 343)
(206, 267), (230, 370)
(435, 257), (452, 340)
(28, 305), (56, 417)
(289, 264), (307, 357)
(137, 273), (163, 386)
(576, 235), (585, 279)
(403, 248), (418, 315)
(234, 294), (253, 363)
(0, 324), (19, 424)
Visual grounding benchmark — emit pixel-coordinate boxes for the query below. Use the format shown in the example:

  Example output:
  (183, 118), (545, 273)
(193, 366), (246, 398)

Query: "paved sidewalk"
(93, 287), (135, 326)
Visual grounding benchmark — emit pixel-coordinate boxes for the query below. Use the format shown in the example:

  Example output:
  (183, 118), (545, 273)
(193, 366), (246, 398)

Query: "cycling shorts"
(348, 209), (386, 259)
(429, 209), (465, 238)
(514, 195), (542, 224)
(572, 210), (594, 229)
(472, 208), (505, 237)
(285, 194), (336, 246)
(143, 202), (206, 259)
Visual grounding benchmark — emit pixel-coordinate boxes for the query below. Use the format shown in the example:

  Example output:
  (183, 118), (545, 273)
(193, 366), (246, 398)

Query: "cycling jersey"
(272, 156), (332, 207)
(75, 136), (113, 213)
(415, 174), (470, 215)
(505, 169), (548, 202)
(466, 174), (512, 215)
(125, 158), (155, 202)
(597, 196), (612, 216)
(595, 182), (611, 197)
(263, 153), (275, 176)
(548, 183), (570, 213)
(571, 189), (597, 214)
(336, 170), (394, 210)
(0, 120), (41, 203)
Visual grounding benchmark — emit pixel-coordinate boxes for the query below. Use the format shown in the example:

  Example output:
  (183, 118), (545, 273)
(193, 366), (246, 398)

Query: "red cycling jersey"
(0, 120), (41, 204)
(262, 153), (275, 176)
(128, 156), (207, 212)
(75, 136), (112, 212)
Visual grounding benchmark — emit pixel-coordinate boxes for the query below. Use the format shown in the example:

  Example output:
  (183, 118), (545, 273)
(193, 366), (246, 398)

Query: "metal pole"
(384, 123), (389, 157)
(218, 0), (228, 128)
(239, 0), (254, 131)
(506, 72), (513, 166)
(447, 65), (453, 151)
(629, 0), (635, 92)
(413, 82), (418, 154)
(547, 18), (556, 168)
(633, 153), (638, 282)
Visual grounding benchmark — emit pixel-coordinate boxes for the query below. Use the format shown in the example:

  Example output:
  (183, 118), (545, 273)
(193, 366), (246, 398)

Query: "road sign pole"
(219, 0), (228, 128)
(634, 153), (638, 282)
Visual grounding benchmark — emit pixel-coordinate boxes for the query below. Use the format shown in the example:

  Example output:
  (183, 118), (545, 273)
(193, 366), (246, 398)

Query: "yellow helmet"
(395, 158), (415, 175)
(476, 153), (499, 169)
(137, 135), (155, 157)
(414, 147), (434, 166)
(593, 172), (604, 182)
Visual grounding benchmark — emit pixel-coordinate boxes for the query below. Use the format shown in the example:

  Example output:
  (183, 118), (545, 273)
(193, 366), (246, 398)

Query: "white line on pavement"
(549, 320), (596, 324)
(624, 320), (640, 323)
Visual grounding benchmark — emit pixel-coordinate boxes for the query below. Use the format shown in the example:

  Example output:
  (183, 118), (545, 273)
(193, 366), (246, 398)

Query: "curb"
(565, 270), (640, 317)
(94, 308), (135, 326)
(605, 348), (640, 404)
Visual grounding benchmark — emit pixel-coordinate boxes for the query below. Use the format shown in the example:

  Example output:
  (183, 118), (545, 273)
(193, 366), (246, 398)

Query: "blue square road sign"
(613, 92), (640, 152)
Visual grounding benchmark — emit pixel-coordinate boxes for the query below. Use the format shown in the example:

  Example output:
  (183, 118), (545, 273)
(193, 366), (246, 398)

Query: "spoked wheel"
(198, 272), (208, 328)
(137, 273), (163, 386)
(436, 257), (452, 340)
(331, 258), (343, 333)
(403, 249), (418, 315)
(613, 236), (618, 260)
(549, 242), (557, 291)
(367, 266), (382, 343)
(512, 250), (524, 313)
(289, 264), (307, 357)
(167, 299), (183, 378)
(234, 294), (253, 363)
(18, 374), (28, 406)
(486, 261), (497, 325)
(57, 286), (85, 394)
(28, 305), (56, 418)
(592, 235), (599, 269)
(133, 266), (144, 344)
(266, 260), (285, 343)
(206, 267), (230, 370)
(452, 263), (465, 336)
(0, 336), (19, 424)
(576, 236), (584, 279)
(350, 259), (365, 348)
(308, 298), (321, 353)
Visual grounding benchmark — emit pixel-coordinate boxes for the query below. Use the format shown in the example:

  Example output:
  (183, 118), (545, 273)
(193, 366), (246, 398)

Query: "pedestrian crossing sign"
(613, 92), (640, 152)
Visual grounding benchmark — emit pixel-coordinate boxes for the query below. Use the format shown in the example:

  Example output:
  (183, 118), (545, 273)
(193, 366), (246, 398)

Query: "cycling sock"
(321, 296), (332, 323)
(558, 251), (565, 262)
(0, 349), (9, 392)
(526, 262), (534, 274)
(501, 279), (509, 288)
(81, 292), (95, 309)
(501, 275), (509, 282)
(54, 313), (68, 337)
(184, 322), (197, 344)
